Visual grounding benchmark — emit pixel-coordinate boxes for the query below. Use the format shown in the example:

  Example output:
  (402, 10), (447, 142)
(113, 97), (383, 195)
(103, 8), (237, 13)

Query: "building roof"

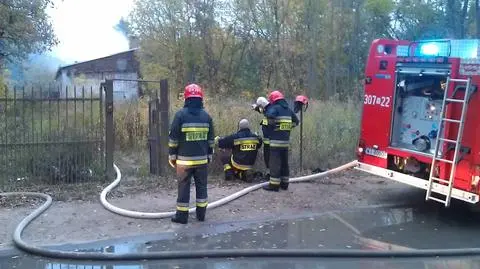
(55, 48), (140, 79)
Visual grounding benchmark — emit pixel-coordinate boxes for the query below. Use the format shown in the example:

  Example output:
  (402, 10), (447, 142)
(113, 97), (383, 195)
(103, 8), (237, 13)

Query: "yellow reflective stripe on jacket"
(181, 127), (209, 132)
(233, 139), (260, 145)
(176, 155), (208, 166)
(224, 164), (232, 171)
(274, 117), (293, 131)
(182, 123), (209, 127)
(231, 156), (252, 170)
(181, 122), (210, 132)
(275, 119), (292, 123)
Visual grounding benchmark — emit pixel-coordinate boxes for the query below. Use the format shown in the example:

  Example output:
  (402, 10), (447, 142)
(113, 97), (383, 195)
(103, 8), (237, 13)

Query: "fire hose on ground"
(100, 161), (358, 218)
(6, 160), (480, 260)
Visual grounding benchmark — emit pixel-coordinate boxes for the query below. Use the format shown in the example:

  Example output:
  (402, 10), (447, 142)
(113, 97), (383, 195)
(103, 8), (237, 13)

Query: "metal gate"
(147, 80), (169, 175)
(0, 85), (105, 190)
(103, 79), (169, 176)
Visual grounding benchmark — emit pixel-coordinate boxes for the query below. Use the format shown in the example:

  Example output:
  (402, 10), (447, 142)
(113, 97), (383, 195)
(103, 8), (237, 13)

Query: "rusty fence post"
(148, 99), (160, 175)
(104, 80), (114, 180)
(159, 79), (170, 175)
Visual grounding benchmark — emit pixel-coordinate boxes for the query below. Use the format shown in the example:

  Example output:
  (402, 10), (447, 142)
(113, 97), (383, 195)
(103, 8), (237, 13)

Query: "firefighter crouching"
(263, 90), (299, 192)
(252, 97), (271, 181)
(216, 119), (263, 182)
(168, 84), (215, 224)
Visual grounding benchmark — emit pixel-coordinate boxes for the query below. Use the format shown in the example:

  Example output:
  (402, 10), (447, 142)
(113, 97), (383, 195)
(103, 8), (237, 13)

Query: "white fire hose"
(100, 161), (359, 218)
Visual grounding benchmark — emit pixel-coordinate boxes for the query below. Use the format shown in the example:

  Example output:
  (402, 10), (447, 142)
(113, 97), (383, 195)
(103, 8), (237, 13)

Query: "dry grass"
(1, 91), (361, 193)
(114, 98), (149, 151)
(114, 96), (361, 176)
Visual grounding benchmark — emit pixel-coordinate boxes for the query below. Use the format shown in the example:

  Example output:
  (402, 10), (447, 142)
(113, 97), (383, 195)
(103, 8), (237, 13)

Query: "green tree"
(127, 0), (480, 99)
(0, 0), (58, 63)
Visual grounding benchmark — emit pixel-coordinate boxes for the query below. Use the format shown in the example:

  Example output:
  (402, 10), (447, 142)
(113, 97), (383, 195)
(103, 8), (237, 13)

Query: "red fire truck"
(355, 39), (480, 207)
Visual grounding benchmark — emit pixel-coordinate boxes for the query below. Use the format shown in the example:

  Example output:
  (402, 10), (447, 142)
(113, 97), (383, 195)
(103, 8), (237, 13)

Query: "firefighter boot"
(263, 182), (280, 192)
(224, 164), (235, 181)
(263, 176), (280, 192)
(171, 211), (188, 224)
(225, 169), (235, 181)
(280, 177), (289, 190)
(241, 170), (255, 183)
(196, 207), (206, 222)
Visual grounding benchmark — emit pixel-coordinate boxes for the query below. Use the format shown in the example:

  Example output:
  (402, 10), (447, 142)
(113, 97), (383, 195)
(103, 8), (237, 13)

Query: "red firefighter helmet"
(295, 95), (309, 105)
(184, 84), (203, 99)
(268, 90), (284, 103)
(294, 95), (309, 113)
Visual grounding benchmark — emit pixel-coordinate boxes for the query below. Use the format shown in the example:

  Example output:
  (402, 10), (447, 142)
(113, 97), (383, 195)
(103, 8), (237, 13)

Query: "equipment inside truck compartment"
(390, 73), (448, 156)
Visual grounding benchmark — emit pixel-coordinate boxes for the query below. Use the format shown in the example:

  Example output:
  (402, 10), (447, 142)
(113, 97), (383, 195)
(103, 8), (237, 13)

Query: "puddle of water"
(4, 203), (480, 268)
(79, 214), (362, 254)
(356, 203), (480, 250)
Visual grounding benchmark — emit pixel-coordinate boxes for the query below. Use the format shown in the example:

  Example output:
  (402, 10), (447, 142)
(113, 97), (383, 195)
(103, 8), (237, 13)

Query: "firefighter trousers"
(263, 143), (270, 172)
(175, 164), (208, 221)
(268, 148), (289, 189)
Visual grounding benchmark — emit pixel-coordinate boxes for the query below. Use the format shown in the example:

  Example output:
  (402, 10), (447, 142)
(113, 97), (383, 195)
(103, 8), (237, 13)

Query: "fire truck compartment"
(390, 68), (449, 156)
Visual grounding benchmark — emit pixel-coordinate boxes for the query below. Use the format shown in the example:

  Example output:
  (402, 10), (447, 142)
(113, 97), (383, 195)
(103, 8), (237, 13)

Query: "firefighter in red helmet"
(263, 90), (299, 191)
(168, 83), (215, 224)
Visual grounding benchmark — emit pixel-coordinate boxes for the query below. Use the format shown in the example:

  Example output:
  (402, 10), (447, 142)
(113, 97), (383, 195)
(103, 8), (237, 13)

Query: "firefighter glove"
(253, 105), (264, 114)
(168, 159), (176, 168)
(214, 136), (221, 145)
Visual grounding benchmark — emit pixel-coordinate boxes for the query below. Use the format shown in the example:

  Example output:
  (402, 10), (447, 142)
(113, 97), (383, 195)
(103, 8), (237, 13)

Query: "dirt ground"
(0, 169), (417, 250)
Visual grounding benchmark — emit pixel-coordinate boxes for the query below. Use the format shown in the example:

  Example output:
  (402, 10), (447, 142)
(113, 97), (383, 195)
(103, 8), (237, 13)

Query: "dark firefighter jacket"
(218, 128), (263, 170)
(260, 104), (271, 145)
(168, 97), (215, 166)
(264, 99), (299, 148)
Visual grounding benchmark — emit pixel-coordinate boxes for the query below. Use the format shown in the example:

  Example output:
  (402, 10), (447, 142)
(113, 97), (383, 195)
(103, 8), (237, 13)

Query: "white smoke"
(48, 0), (133, 63)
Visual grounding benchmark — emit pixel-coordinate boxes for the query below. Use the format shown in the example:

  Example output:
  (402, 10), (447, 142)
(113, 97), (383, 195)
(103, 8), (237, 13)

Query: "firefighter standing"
(263, 90), (299, 192)
(252, 97), (271, 180)
(168, 84), (215, 224)
(216, 119), (262, 182)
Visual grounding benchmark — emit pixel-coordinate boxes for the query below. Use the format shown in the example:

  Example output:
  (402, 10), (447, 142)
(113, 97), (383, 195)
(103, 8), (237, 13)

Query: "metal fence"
(0, 85), (105, 190)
